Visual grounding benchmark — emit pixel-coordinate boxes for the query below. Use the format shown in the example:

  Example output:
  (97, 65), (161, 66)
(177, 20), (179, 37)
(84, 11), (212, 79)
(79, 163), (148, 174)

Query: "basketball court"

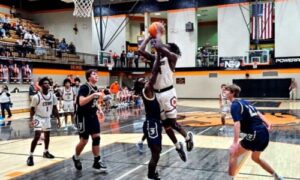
(0, 99), (299, 180)
(0, 0), (300, 179)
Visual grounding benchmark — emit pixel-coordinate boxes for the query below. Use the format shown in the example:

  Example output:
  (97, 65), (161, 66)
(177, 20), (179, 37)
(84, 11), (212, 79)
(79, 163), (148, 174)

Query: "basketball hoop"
(73, 0), (94, 18)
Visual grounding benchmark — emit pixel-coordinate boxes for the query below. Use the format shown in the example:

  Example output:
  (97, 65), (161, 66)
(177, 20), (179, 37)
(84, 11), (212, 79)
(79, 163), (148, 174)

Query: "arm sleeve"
(30, 95), (38, 107)
(231, 102), (242, 122)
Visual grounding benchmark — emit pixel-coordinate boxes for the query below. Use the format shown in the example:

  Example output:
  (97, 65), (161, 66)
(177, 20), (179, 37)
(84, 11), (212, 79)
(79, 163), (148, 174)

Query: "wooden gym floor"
(0, 99), (300, 180)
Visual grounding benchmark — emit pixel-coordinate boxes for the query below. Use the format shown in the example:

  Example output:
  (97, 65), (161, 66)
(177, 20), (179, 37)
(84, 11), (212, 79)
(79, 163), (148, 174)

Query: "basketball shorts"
(76, 112), (100, 140)
(63, 101), (74, 113)
(240, 126), (269, 152)
(33, 115), (51, 131)
(143, 117), (162, 148)
(155, 88), (177, 120)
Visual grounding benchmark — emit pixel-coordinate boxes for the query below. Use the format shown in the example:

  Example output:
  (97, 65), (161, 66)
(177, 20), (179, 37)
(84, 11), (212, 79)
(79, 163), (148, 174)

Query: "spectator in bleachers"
(35, 39), (46, 57)
(110, 81), (120, 108)
(42, 34), (55, 48)
(112, 52), (119, 67)
(24, 30), (34, 42)
(32, 33), (40, 46)
(24, 39), (35, 55)
(68, 42), (76, 54)
(10, 5), (16, 18)
(0, 23), (7, 38)
(126, 50), (134, 68)
(120, 50), (126, 68)
(0, 43), (11, 56)
(57, 38), (68, 58)
(15, 40), (27, 57)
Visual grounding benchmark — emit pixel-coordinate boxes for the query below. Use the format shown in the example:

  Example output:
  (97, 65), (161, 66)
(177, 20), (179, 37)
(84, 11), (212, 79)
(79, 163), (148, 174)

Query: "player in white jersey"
(27, 77), (60, 166)
(139, 30), (194, 162)
(61, 78), (76, 130)
(219, 84), (231, 131)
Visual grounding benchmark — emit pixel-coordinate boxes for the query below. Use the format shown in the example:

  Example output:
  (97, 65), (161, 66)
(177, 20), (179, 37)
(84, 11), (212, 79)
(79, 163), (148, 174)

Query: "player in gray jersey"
(61, 78), (76, 130)
(27, 77), (60, 166)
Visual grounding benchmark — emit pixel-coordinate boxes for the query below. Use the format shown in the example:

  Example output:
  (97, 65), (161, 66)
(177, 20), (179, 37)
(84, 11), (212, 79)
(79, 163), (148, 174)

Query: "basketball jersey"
(220, 92), (230, 106)
(153, 57), (174, 90)
(142, 88), (161, 120)
(62, 87), (74, 101)
(31, 91), (58, 118)
(231, 99), (264, 133)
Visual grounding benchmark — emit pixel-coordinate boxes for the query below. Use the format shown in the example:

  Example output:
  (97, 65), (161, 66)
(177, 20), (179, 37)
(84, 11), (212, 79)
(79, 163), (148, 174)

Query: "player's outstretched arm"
(138, 36), (155, 62)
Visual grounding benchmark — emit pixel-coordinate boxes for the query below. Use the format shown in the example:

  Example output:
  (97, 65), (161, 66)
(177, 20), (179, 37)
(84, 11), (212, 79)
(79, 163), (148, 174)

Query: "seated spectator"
(0, 23), (6, 38)
(35, 39), (46, 57)
(0, 43), (12, 57)
(32, 33), (40, 46)
(68, 42), (76, 54)
(24, 30), (34, 43)
(14, 40), (27, 57)
(42, 34), (55, 48)
(57, 38), (68, 57)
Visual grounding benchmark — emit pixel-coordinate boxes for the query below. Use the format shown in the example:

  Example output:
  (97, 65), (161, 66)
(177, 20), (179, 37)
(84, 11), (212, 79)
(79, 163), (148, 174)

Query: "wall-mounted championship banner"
(21, 63), (33, 84)
(0, 62), (9, 84)
(219, 56), (245, 70)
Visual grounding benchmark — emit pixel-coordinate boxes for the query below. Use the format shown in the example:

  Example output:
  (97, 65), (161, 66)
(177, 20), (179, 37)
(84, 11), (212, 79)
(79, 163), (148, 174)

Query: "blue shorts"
(143, 118), (162, 148)
(240, 126), (269, 152)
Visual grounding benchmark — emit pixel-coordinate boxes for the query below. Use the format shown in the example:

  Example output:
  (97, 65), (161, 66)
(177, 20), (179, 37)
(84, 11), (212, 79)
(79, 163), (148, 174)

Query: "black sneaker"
(27, 156), (34, 166)
(93, 157), (107, 173)
(186, 131), (194, 152)
(176, 142), (187, 162)
(43, 151), (55, 159)
(72, 155), (82, 170)
(148, 172), (161, 180)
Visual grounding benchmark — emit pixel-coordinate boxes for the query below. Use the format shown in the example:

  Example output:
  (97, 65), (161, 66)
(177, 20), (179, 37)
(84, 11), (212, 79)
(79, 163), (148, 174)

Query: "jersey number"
(245, 105), (257, 117)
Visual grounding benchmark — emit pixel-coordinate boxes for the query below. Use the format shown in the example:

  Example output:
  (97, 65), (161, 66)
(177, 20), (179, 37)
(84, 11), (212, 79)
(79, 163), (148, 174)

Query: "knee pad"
(92, 136), (100, 146)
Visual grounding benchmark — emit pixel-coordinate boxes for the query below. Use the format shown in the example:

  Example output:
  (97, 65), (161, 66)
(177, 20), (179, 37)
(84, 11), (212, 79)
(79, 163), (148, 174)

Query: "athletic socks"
(74, 154), (80, 160)
(175, 142), (181, 149)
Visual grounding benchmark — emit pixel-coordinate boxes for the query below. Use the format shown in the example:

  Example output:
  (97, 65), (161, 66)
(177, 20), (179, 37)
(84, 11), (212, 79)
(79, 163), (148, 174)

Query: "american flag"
(251, 2), (273, 40)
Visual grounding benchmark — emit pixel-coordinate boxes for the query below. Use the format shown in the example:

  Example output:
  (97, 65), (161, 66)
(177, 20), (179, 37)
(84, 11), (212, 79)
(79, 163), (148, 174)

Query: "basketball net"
(73, 0), (94, 18)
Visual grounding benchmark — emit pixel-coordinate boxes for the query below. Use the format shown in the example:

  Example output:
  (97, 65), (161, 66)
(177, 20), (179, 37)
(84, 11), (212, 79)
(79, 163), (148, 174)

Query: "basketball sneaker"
(274, 173), (285, 180)
(93, 156), (107, 173)
(43, 151), (55, 159)
(136, 142), (144, 154)
(186, 131), (194, 152)
(148, 171), (161, 180)
(27, 156), (34, 166)
(176, 142), (187, 162)
(72, 155), (82, 170)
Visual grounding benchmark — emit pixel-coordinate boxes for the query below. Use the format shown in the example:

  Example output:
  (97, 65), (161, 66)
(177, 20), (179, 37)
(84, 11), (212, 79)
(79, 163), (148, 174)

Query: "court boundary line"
(115, 126), (213, 180)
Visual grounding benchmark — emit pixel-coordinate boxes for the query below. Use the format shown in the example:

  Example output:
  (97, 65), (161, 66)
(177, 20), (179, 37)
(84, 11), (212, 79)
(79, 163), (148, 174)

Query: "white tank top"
(62, 87), (74, 101)
(221, 92), (230, 106)
(153, 57), (174, 90)
(35, 92), (57, 118)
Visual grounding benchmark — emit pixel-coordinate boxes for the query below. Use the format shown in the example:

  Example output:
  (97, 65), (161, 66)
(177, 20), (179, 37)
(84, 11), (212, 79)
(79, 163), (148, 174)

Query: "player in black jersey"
(72, 69), (107, 173)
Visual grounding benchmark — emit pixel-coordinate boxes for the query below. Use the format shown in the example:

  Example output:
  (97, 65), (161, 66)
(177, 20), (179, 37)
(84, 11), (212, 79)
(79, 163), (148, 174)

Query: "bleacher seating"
(0, 13), (84, 65)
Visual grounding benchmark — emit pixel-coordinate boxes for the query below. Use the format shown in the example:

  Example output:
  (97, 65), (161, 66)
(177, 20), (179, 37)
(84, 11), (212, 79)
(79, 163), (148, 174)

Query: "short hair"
(63, 78), (71, 85)
(225, 84), (241, 97)
(221, 84), (226, 88)
(38, 77), (50, 86)
(85, 69), (97, 81)
(166, 43), (181, 56)
(74, 77), (81, 83)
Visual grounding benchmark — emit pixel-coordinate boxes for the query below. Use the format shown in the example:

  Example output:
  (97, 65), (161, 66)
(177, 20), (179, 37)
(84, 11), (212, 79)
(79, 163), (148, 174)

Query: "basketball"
(148, 22), (164, 38)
